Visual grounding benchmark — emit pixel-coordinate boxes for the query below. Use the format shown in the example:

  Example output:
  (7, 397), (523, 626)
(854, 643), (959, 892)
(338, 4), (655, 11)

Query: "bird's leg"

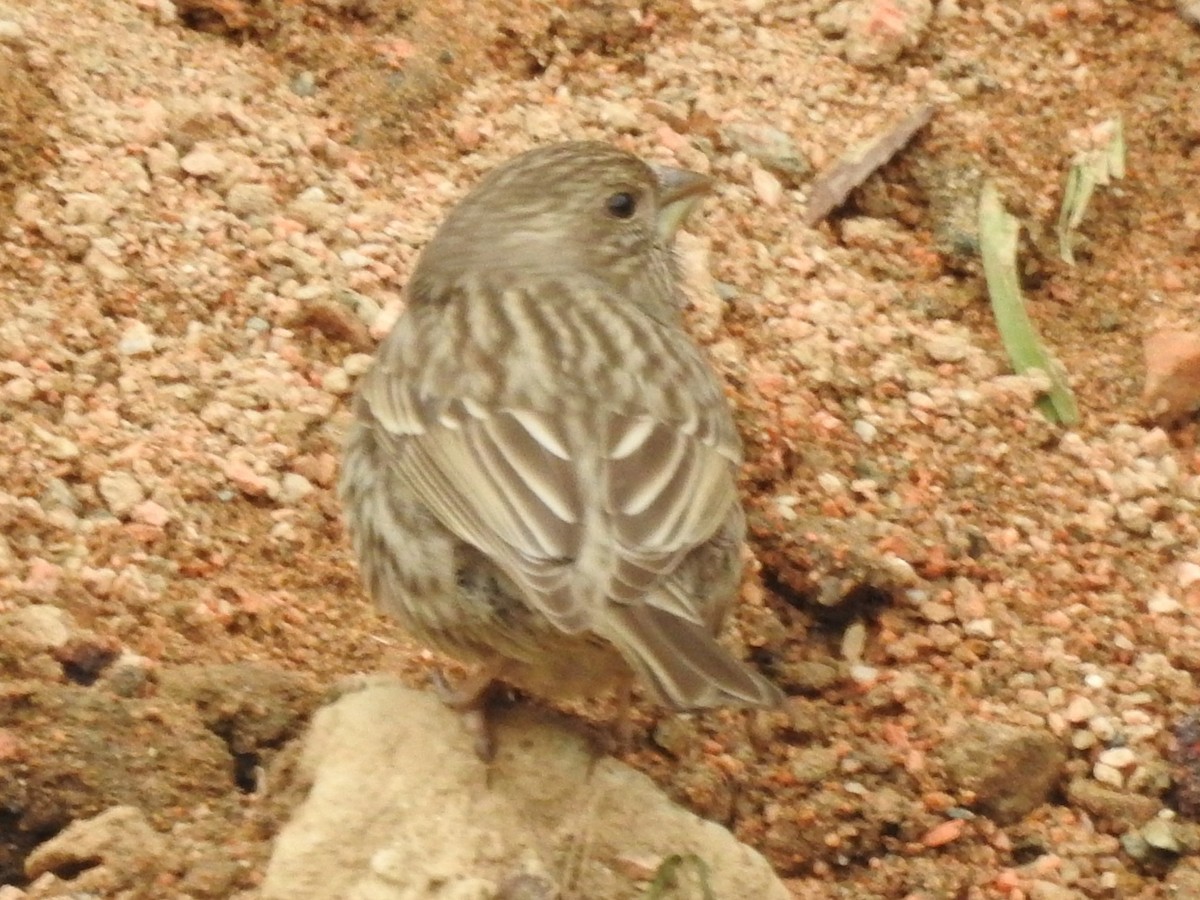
(430, 663), (505, 761)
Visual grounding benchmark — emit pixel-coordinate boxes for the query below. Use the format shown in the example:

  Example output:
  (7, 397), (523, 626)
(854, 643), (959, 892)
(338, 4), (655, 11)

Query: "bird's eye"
(605, 191), (638, 219)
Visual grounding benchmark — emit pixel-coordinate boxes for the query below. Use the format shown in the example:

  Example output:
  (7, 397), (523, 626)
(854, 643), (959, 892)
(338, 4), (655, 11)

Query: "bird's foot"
(430, 666), (504, 762)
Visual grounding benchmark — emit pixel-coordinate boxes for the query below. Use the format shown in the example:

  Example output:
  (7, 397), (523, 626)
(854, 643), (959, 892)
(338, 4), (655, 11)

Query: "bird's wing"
(355, 290), (742, 635)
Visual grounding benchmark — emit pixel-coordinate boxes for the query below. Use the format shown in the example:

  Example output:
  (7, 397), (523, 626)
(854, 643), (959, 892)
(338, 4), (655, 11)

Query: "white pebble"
(750, 167), (783, 207)
(816, 472), (844, 495)
(853, 419), (877, 443)
(1063, 695), (1096, 724)
(321, 368), (351, 395)
(339, 249), (372, 270)
(342, 353), (374, 377)
(1178, 561), (1200, 589)
(1147, 591), (1181, 615)
(118, 321), (157, 356)
(841, 620), (867, 664)
(278, 473), (315, 505)
(963, 618), (994, 638)
(1092, 762), (1124, 788)
(1097, 747), (1136, 769)
(0, 19), (25, 45)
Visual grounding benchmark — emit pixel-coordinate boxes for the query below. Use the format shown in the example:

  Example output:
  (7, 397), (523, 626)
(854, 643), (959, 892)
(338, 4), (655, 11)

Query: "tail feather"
(604, 602), (784, 710)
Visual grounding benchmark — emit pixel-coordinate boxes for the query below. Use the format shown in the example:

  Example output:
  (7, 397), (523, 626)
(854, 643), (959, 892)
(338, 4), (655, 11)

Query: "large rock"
(262, 680), (788, 900)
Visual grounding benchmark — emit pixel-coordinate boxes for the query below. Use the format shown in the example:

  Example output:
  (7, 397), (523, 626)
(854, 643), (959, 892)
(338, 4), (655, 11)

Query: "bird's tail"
(602, 603), (784, 710)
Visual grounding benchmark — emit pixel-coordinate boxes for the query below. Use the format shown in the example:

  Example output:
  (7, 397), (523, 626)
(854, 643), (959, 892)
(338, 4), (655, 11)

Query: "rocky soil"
(3, 0), (1200, 898)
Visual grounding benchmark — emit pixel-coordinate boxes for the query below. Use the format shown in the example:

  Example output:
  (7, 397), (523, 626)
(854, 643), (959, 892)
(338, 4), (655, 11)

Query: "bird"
(339, 140), (784, 757)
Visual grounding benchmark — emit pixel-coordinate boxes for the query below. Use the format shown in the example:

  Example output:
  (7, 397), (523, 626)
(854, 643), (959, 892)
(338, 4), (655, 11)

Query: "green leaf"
(979, 182), (1080, 426)
(1056, 116), (1125, 265)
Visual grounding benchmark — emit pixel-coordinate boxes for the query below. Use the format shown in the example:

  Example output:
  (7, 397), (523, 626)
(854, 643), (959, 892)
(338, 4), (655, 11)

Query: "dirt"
(2, 0), (1200, 897)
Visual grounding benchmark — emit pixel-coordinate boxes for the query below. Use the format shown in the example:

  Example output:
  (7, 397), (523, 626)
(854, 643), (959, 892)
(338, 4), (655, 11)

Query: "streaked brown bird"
(340, 141), (783, 756)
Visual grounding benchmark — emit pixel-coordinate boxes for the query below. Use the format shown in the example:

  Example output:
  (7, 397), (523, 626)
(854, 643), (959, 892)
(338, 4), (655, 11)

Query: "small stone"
(5, 376), (35, 403)
(321, 368), (351, 395)
(145, 142), (181, 177)
(919, 601), (955, 624)
(1098, 746), (1137, 769)
(963, 618), (994, 638)
(599, 100), (640, 133)
(342, 353), (374, 377)
(130, 500), (171, 527)
(0, 19), (25, 45)
(118, 320), (156, 356)
(853, 420), (878, 443)
(226, 183), (276, 218)
(844, 0), (933, 68)
(841, 620), (867, 663)
(1093, 762), (1124, 788)
(721, 123), (810, 184)
(1143, 817), (1181, 853)
(750, 167), (783, 207)
(925, 333), (972, 363)
(84, 240), (129, 281)
(278, 473), (314, 505)
(24, 805), (169, 885)
(291, 71), (317, 97)
(98, 472), (145, 517)
(1029, 880), (1080, 900)
(1, 604), (75, 649)
(790, 746), (840, 785)
(1179, 562), (1200, 589)
(940, 722), (1066, 823)
(40, 430), (80, 460)
(181, 145), (226, 177)
(1064, 695), (1096, 724)
(1142, 329), (1200, 425)
(225, 460), (272, 497)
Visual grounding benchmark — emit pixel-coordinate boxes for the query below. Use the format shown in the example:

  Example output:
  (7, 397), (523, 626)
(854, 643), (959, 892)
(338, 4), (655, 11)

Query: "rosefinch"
(340, 141), (783, 755)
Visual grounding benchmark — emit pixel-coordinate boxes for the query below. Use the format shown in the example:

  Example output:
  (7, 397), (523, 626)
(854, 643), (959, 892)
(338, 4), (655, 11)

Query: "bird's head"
(411, 141), (711, 307)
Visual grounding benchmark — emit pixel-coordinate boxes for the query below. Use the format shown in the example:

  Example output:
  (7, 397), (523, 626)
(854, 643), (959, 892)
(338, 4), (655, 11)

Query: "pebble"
(291, 71), (318, 97)
(1147, 591), (1181, 615)
(1178, 561), (1200, 589)
(37, 429), (80, 461)
(1093, 762), (1123, 788)
(750, 167), (783, 207)
(225, 460), (275, 498)
(279, 473), (315, 505)
(1, 604), (75, 649)
(720, 122), (810, 184)
(145, 142), (181, 177)
(843, 0), (933, 68)
(342, 353), (374, 377)
(925, 333), (972, 363)
(180, 146), (226, 177)
(1063, 695), (1096, 724)
(226, 183), (276, 218)
(84, 241), (130, 281)
(321, 368), (352, 395)
(1097, 747), (1136, 769)
(118, 320), (157, 356)
(852, 420), (877, 443)
(131, 500), (172, 527)
(98, 472), (145, 517)
(0, 19), (24, 45)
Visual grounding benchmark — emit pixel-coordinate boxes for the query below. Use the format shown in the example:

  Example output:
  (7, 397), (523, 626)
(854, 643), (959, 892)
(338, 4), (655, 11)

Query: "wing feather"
(356, 283), (743, 637)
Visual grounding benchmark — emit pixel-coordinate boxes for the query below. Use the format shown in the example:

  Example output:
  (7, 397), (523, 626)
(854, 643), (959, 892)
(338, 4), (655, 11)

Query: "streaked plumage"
(339, 141), (783, 737)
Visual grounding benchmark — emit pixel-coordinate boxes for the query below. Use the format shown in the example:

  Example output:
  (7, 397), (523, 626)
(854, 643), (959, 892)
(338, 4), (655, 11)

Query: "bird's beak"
(650, 163), (712, 243)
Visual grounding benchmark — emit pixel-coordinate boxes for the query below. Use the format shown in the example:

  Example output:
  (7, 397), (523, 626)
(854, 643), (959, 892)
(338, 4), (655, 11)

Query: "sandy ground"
(3, 0), (1200, 897)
